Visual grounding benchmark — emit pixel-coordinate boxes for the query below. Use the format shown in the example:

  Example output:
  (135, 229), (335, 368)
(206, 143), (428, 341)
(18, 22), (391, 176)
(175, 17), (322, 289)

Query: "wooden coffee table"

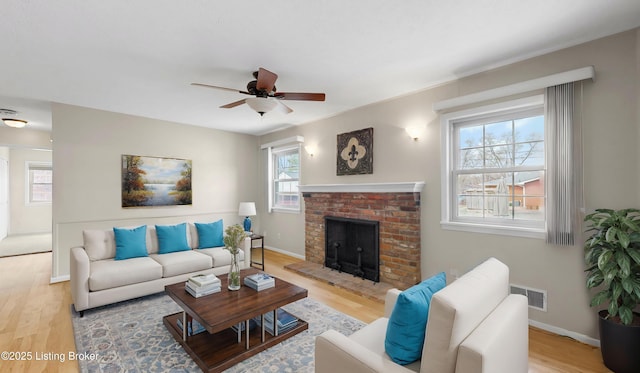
(163, 268), (308, 373)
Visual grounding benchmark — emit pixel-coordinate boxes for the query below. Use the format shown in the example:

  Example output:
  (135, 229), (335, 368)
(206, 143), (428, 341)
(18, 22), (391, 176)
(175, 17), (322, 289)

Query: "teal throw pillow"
(195, 220), (224, 249)
(384, 272), (446, 365)
(156, 223), (191, 254)
(114, 225), (148, 260)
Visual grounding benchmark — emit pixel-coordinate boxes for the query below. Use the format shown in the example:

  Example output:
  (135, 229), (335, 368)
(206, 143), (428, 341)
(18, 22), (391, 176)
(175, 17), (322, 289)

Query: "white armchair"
(315, 258), (529, 373)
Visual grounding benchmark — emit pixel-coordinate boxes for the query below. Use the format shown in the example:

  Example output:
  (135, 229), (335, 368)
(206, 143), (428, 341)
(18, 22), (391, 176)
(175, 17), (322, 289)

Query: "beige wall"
(0, 128), (53, 237)
(51, 103), (260, 280)
(9, 147), (52, 234)
(0, 126), (52, 150)
(259, 29), (640, 341)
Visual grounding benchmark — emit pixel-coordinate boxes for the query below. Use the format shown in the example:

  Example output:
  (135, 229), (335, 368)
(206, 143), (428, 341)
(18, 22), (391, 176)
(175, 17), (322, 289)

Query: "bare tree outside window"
(455, 114), (545, 223)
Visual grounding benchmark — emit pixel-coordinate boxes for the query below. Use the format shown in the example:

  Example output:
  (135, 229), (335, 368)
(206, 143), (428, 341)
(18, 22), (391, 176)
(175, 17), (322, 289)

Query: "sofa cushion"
(89, 257), (162, 291)
(83, 229), (116, 261)
(114, 226), (148, 260)
(195, 220), (224, 249)
(150, 251), (213, 277)
(385, 272), (446, 365)
(422, 257), (509, 373)
(198, 247), (245, 267)
(156, 223), (191, 254)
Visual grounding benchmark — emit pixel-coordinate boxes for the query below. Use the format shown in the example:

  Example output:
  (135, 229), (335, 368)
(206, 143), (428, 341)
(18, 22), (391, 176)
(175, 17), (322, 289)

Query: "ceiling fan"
(191, 67), (325, 116)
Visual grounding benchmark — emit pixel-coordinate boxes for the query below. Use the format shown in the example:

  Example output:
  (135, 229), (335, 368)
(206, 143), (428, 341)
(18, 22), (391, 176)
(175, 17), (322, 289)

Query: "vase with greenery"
(224, 224), (247, 291)
(584, 208), (640, 373)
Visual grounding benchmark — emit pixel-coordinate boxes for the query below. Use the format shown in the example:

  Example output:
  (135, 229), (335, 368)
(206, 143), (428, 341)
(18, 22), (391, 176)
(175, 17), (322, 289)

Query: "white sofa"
(70, 223), (251, 315)
(315, 257), (529, 373)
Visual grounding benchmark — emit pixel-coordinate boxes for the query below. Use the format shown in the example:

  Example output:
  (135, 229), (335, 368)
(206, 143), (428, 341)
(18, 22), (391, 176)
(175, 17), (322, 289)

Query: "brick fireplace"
(299, 182), (424, 290)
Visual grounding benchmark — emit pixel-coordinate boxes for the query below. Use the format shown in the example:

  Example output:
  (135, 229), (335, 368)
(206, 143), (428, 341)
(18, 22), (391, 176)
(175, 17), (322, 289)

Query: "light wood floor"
(0, 250), (611, 372)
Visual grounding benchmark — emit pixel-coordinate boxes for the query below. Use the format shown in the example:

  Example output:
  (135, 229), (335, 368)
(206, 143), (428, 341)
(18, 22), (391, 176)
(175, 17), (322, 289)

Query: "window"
(269, 144), (301, 212)
(441, 96), (545, 238)
(27, 162), (52, 204)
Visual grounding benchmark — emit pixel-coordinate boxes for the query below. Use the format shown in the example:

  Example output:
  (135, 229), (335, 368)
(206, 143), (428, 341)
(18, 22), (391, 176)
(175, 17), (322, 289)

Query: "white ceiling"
(1, 1), (640, 135)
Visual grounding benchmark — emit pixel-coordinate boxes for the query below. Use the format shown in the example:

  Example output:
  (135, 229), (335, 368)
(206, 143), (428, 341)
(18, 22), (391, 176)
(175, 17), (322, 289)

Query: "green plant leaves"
(584, 208), (640, 325)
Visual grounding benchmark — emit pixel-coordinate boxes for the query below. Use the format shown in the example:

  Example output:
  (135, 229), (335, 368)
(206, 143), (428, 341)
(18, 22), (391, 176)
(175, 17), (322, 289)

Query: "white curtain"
(545, 82), (582, 246)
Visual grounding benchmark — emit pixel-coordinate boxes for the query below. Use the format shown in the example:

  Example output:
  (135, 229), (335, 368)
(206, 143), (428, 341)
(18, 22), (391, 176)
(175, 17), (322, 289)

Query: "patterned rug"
(71, 293), (365, 372)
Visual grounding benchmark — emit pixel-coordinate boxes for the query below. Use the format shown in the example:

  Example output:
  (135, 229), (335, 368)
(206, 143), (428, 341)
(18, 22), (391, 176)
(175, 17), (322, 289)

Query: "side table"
(250, 234), (264, 270)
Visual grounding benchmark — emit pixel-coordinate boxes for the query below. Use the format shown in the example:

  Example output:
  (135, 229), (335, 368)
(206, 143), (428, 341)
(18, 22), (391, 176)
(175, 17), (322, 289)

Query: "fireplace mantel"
(299, 181), (425, 194)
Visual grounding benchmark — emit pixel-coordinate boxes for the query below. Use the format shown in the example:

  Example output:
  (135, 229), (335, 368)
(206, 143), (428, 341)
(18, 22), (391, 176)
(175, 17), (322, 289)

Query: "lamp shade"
(239, 202), (257, 232)
(238, 202), (256, 217)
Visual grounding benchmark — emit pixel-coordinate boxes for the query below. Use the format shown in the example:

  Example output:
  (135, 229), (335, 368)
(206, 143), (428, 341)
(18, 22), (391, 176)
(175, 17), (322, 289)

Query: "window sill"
(26, 202), (52, 207)
(440, 220), (545, 239)
(270, 207), (301, 214)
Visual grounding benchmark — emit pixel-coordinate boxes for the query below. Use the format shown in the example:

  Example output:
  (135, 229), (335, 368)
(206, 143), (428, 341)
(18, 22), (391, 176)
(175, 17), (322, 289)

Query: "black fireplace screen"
(324, 216), (380, 282)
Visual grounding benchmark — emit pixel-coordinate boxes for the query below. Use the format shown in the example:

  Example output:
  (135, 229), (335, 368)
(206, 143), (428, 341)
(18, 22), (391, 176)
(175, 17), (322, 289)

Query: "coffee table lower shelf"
(163, 312), (309, 373)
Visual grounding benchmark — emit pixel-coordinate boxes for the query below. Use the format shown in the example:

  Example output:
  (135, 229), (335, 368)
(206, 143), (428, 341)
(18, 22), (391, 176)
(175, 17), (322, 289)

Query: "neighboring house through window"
(441, 95), (545, 238)
(27, 162), (53, 204)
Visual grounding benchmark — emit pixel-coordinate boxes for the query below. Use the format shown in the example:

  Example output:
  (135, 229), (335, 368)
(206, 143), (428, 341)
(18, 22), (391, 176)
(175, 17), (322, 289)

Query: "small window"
(270, 145), (300, 212)
(441, 96), (545, 238)
(27, 162), (52, 204)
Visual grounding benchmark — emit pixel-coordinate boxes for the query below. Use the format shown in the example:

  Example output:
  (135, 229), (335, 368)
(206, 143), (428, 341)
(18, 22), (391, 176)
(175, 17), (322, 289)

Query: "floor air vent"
(510, 284), (547, 311)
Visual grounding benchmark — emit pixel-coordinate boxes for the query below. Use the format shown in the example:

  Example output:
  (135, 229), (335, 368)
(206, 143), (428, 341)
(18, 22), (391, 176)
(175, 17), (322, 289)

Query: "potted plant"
(224, 224), (247, 291)
(584, 208), (640, 373)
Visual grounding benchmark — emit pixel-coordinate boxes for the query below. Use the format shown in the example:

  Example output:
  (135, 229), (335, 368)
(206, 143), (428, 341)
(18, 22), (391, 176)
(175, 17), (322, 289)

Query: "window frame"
(440, 95), (546, 239)
(268, 143), (301, 213)
(26, 161), (53, 205)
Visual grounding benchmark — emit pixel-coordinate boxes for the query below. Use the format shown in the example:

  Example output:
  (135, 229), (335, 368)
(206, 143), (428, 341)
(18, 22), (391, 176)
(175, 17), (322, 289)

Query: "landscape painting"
(121, 155), (192, 207)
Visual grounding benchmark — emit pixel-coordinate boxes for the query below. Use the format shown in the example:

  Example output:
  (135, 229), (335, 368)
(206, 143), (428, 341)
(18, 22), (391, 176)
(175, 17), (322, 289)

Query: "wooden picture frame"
(121, 154), (192, 207)
(336, 127), (373, 175)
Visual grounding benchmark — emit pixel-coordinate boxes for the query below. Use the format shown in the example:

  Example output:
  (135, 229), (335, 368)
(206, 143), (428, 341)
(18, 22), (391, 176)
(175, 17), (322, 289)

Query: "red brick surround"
(302, 190), (421, 290)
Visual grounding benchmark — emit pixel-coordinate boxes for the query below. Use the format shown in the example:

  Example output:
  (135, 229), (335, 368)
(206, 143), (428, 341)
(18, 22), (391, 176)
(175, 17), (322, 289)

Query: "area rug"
(71, 293), (365, 372)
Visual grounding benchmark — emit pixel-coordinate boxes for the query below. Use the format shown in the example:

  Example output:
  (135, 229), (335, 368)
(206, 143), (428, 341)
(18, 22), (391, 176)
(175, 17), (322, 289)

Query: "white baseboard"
(50, 274), (70, 284)
(264, 245), (305, 260)
(529, 319), (600, 347)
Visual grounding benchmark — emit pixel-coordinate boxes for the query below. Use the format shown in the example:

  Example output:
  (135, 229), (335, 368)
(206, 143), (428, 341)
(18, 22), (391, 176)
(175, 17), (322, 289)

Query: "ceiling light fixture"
(2, 118), (28, 128)
(0, 108), (28, 128)
(245, 97), (278, 116)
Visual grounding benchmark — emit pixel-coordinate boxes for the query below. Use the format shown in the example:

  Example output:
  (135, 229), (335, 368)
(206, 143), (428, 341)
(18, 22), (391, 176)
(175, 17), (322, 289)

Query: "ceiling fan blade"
(191, 83), (251, 95)
(256, 68), (278, 92)
(275, 100), (294, 114)
(220, 99), (247, 109)
(274, 92), (326, 101)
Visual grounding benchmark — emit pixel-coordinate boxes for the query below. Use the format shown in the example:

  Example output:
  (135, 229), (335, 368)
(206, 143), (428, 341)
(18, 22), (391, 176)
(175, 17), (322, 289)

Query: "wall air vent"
(510, 284), (547, 311)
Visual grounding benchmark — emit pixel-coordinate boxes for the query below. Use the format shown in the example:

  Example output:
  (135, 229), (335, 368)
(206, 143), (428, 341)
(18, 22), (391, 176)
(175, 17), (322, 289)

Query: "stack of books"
(176, 318), (206, 336)
(253, 308), (298, 336)
(244, 273), (275, 291)
(185, 274), (221, 297)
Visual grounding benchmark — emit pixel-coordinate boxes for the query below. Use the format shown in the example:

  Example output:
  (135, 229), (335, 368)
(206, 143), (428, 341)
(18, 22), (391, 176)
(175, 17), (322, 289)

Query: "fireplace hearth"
(325, 216), (380, 282)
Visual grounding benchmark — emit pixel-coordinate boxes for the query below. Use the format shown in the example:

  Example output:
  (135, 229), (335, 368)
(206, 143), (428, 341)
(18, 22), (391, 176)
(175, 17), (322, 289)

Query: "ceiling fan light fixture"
(245, 97), (278, 116)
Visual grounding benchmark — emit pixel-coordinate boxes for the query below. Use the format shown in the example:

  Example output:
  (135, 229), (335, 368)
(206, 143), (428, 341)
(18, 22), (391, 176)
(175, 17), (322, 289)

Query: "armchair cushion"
(385, 272), (446, 365)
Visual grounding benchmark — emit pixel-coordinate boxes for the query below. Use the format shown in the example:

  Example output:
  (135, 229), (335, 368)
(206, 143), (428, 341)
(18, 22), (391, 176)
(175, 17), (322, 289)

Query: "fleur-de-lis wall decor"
(336, 127), (373, 175)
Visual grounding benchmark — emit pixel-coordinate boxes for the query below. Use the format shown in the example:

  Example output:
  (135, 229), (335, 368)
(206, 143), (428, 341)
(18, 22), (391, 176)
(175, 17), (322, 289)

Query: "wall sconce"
(405, 125), (425, 141)
(304, 145), (316, 157)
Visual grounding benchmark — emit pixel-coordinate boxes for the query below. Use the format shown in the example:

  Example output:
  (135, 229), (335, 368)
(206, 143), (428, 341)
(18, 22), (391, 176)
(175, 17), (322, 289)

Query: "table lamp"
(238, 202), (256, 233)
